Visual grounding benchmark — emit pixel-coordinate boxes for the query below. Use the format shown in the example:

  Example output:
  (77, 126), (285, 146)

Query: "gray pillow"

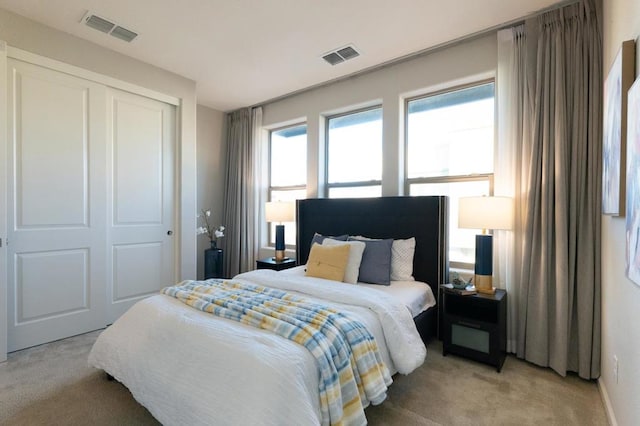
(311, 233), (348, 246)
(348, 237), (393, 285)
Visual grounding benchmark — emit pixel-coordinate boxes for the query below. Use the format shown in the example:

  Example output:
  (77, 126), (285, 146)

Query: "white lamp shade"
(458, 196), (513, 231)
(265, 201), (295, 223)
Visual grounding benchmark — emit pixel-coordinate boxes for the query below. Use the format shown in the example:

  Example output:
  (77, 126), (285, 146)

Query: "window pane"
(328, 108), (382, 183)
(271, 125), (307, 187)
(328, 186), (381, 199)
(410, 180), (490, 265)
(407, 83), (494, 179)
(269, 189), (306, 246)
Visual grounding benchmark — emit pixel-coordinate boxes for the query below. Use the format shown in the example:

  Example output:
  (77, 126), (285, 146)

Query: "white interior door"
(6, 59), (177, 351)
(106, 88), (175, 322)
(6, 59), (107, 352)
(0, 41), (9, 361)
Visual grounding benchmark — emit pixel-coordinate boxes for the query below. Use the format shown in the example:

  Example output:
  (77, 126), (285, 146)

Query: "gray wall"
(259, 34), (496, 257)
(0, 7), (199, 281)
(263, 33), (497, 199)
(4, 6), (634, 423)
(601, 0), (640, 424)
(261, 12), (640, 424)
(0, 8), (230, 282)
(196, 105), (226, 279)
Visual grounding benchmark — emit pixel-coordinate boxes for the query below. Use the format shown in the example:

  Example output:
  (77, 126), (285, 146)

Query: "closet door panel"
(5, 57), (177, 350)
(107, 88), (175, 322)
(16, 249), (89, 321)
(16, 72), (88, 227)
(7, 59), (107, 351)
(112, 243), (163, 301)
(112, 99), (163, 225)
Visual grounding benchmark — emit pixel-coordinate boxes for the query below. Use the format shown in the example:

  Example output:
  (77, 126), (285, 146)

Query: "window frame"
(268, 123), (308, 247)
(404, 79), (496, 270)
(324, 105), (383, 198)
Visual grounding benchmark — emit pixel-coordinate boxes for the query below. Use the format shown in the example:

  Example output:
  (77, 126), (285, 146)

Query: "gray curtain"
(501, 0), (602, 379)
(496, 25), (529, 355)
(222, 107), (262, 277)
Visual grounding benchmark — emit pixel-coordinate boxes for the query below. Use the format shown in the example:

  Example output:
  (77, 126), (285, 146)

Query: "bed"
(88, 196), (449, 426)
(295, 196), (449, 342)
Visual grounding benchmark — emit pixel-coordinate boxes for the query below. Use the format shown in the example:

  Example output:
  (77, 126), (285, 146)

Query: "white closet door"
(6, 59), (177, 351)
(6, 59), (107, 351)
(106, 88), (175, 322)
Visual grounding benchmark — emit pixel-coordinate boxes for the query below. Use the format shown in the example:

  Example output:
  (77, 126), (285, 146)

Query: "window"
(269, 124), (307, 245)
(406, 82), (495, 267)
(326, 107), (382, 198)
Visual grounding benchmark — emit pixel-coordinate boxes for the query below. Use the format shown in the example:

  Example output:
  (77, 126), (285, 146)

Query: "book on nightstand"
(441, 283), (477, 296)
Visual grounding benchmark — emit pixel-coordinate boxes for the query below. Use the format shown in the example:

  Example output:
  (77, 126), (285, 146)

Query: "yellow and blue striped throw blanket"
(162, 279), (391, 426)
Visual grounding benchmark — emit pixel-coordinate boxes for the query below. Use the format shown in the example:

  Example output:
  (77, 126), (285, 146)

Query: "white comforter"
(88, 269), (426, 426)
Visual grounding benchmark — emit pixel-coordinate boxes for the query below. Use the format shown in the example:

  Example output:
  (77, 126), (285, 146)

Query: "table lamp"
(458, 196), (513, 294)
(265, 201), (295, 261)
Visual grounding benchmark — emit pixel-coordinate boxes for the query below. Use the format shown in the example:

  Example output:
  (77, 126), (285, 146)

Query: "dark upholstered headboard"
(296, 196), (449, 298)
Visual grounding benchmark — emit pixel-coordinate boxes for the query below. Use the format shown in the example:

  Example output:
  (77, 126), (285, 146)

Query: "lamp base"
(474, 274), (496, 295)
(274, 250), (286, 261)
(271, 256), (290, 262)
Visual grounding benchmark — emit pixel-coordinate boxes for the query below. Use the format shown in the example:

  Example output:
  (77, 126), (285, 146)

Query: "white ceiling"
(0, 0), (561, 112)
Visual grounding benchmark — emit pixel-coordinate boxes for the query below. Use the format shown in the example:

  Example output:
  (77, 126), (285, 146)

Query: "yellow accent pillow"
(305, 243), (351, 282)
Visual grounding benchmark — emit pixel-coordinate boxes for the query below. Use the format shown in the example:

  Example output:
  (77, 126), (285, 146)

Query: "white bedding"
(281, 265), (436, 317)
(88, 269), (426, 426)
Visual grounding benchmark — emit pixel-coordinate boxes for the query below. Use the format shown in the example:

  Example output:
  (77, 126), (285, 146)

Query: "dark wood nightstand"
(442, 288), (507, 372)
(256, 257), (297, 271)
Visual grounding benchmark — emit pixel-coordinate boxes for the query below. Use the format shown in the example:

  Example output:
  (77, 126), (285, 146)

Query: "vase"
(204, 241), (224, 279)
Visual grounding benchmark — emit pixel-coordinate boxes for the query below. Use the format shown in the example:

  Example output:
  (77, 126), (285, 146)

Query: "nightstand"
(256, 257), (297, 271)
(442, 288), (507, 372)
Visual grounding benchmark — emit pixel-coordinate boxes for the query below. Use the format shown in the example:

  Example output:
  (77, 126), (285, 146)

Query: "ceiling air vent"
(322, 52), (344, 66)
(110, 26), (138, 43)
(321, 44), (360, 66)
(336, 46), (359, 60)
(85, 14), (115, 33)
(81, 11), (138, 43)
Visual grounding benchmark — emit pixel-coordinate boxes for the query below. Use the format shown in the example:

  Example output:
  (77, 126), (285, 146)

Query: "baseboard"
(598, 378), (618, 426)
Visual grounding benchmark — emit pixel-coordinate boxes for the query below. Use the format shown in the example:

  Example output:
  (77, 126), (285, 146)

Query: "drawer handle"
(457, 320), (482, 329)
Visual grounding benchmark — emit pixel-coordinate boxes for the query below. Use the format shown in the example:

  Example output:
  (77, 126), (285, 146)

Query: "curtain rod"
(248, 0), (578, 111)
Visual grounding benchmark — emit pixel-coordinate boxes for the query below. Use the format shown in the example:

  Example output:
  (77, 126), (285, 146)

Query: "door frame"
(1, 43), (196, 360)
(0, 41), (8, 362)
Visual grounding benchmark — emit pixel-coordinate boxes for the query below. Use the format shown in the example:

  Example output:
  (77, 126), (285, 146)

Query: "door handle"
(167, 230), (173, 236)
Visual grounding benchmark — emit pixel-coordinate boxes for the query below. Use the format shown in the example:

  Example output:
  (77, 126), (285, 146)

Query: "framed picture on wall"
(626, 77), (640, 286)
(602, 40), (635, 216)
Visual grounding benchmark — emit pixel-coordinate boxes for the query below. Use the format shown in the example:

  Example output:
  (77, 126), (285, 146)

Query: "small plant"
(197, 209), (225, 244)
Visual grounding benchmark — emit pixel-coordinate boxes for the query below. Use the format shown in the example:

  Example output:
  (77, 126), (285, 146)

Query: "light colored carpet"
(0, 330), (607, 425)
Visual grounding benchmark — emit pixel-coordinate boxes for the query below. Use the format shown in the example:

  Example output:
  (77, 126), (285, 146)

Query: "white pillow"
(391, 237), (415, 281)
(322, 238), (365, 284)
(352, 235), (416, 281)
